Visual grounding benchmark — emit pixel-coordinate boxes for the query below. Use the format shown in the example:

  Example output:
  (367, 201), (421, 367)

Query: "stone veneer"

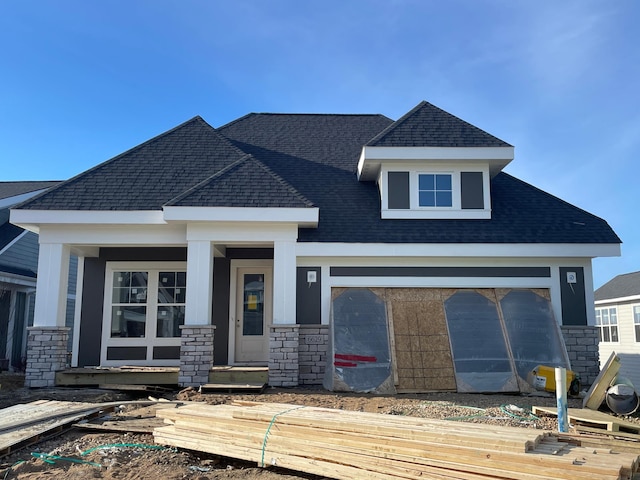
(561, 325), (600, 387)
(25, 326), (70, 388)
(179, 325), (215, 387)
(298, 325), (329, 385)
(268, 324), (299, 387)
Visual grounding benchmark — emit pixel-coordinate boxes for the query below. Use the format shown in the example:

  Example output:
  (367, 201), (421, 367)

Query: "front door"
(233, 266), (272, 363)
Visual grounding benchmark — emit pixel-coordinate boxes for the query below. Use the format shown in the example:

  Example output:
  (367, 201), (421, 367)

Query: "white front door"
(232, 265), (272, 363)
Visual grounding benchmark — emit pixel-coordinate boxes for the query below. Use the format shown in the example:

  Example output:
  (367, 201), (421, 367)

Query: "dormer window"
(418, 173), (452, 207)
(379, 165), (492, 219)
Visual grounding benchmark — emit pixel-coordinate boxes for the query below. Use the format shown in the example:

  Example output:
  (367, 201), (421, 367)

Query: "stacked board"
(154, 401), (639, 480)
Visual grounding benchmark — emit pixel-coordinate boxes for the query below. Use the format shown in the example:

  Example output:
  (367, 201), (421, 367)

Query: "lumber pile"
(154, 401), (640, 480)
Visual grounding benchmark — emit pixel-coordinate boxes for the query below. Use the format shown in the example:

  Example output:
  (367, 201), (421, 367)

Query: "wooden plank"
(154, 402), (638, 480)
(56, 367), (179, 386)
(532, 406), (640, 434)
(583, 351), (621, 410)
(198, 382), (265, 393)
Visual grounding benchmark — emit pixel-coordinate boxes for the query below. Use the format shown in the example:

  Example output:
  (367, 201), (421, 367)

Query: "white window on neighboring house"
(595, 307), (619, 342)
(634, 305), (640, 342)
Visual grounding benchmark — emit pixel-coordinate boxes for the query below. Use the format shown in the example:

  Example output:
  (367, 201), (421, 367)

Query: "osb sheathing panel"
(387, 289), (456, 392)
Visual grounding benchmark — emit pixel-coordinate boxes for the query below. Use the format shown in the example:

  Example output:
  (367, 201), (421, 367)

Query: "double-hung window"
(418, 173), (452, 207)
(634, 305), (640, 342)
(595, 307), (618, 342)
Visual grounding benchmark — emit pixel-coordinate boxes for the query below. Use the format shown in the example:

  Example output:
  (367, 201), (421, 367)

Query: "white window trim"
(101, 261), (187, 366)
(633, 304), (640, 343)
(380, 163), (491, 219)
(414, 171), (456, 210)
(595, 306), (619, 344)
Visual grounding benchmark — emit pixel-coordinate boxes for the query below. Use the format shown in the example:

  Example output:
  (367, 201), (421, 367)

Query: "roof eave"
(357, 146), (514, 181)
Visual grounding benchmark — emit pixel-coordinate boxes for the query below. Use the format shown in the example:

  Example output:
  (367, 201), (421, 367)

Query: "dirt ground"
(0, 371), (636, 480)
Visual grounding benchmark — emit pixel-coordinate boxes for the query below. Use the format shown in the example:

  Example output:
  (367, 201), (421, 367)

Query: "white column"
(33, 243), (70, 327)
(185, 240), (214, 325)
(273, 240), (296, 324)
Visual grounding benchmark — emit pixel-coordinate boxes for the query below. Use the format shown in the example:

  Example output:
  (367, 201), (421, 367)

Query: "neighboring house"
(0, 181), (59, 370)
(594, 271), (640, 388)
(10, 101), (621, 391)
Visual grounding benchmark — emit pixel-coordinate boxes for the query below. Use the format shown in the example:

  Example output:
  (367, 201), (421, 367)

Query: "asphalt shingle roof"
(13, 102), (620, 245)
(20, 117), (249, 211)
(366, 101), (511, 147)
(166, 154), (313, 208)
(595, 271), (640, 301)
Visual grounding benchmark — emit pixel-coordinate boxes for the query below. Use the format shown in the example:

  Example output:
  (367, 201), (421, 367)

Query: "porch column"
(25, 243), (71, 388)
(180, 240), (215, 387)
(269, 240), (299, 386)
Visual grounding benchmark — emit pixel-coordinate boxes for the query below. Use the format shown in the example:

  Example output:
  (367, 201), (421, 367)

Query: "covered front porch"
(18, 217), (314, 389)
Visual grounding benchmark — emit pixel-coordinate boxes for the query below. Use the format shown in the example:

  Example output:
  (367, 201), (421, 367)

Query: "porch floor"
(55, 365), (268, 388)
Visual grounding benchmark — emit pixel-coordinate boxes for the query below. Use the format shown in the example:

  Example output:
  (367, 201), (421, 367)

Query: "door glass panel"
(243, 274), (264, 336)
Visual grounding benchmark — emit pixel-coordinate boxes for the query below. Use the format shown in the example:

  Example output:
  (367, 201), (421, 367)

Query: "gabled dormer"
(357, 101), (514, 219)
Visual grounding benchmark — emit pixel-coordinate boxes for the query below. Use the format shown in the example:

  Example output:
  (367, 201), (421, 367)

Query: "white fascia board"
(295, 242), (621, 259)
(358, 146), (514, 181)
(187, 222), (298, 243)
(163, 206), (319, 227)
(10, 209), (166, 232)
(595, 295), (640, 305)
(381, 209), (491, 220)
(38, 224), (187, 246)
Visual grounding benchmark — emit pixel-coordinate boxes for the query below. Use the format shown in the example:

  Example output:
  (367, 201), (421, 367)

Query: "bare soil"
(0, 372), (635, 480)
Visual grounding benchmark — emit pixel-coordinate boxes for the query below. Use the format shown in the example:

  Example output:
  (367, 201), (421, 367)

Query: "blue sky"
(1, 1), (638, 288)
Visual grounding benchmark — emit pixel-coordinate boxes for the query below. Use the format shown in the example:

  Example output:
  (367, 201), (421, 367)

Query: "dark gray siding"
(330, 266), (551, 277)
(212, 257), (230, 365)
(296, 267), (321, 324)
(387, 172), (410, 209)
(461, 172), (484, 209)
(78, 256), (106, 366)
(560, 267), (587, 325)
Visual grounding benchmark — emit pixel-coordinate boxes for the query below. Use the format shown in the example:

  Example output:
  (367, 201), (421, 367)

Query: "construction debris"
(154, 401), (640, 480)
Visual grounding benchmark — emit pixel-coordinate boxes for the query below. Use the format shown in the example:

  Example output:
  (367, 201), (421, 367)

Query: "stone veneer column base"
(25, 326), (70, 388)
(269, 324), (299, 387)
(298, 325), (329, 385)
(179, 325), (215, 387)
(561, 325), (600, 387)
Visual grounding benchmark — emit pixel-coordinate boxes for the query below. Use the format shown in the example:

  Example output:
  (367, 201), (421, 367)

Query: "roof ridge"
(365, 101), (428, 145)
(164, 154), (314, 208)
(163, 154), (252, 206)
(218, 112), (391, 131)
(366, 100), (511, 147)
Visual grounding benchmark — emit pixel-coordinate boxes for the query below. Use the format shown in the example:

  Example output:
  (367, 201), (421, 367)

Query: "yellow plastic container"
(529, 365), (575, 393)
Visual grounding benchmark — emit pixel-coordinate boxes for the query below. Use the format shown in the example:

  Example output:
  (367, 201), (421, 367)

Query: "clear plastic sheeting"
(500, 290), (571, 383)
(444, 291), (519, 393)
(324, 288), (394, 393)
